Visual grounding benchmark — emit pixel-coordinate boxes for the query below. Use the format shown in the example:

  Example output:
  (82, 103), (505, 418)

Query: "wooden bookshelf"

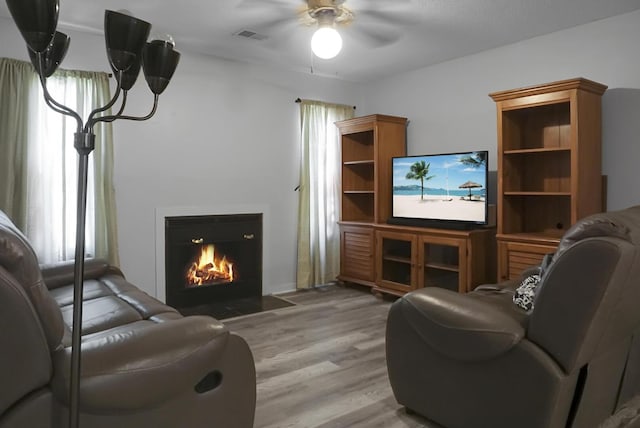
(490, 78), (607, 280)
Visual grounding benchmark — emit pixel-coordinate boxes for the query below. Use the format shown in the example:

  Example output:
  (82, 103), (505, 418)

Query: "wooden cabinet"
(373, 224), (495, 297)
(490, 78), (607, 280)
(337, 114), (407, 224)
(339, 223), (375, 287)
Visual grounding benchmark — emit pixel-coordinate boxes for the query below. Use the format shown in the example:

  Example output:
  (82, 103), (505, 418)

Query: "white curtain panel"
(297, 100), (354, 289)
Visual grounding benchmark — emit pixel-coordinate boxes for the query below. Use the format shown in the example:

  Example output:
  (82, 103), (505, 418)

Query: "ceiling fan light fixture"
(311, 26), (342, 59)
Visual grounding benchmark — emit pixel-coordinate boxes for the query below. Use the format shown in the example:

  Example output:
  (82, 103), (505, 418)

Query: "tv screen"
(390, 150), (489, 228)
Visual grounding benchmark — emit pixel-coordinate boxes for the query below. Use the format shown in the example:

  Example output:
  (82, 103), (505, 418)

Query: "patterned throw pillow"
(513, 274), (541, 312)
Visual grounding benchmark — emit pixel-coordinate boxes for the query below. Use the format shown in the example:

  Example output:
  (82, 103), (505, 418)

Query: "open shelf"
(341, 193), (375, 223)
(502, 149), (571, 193)
(501, 102), (571, 151)
(341, 131), (374, 163)
(501, 194), (571, 236)
(342, 162), (374, 193)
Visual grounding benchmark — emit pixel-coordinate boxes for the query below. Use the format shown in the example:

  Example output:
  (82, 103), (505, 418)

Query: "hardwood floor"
(225, 284), (441, 428)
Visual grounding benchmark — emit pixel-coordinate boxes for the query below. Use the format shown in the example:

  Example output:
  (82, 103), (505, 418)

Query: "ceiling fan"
(300, 0), (355, 26)
(236, 0), (417, 59)
(303, 0), (353, 59)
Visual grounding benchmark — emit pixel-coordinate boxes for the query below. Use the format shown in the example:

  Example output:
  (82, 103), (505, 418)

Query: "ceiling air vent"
(233, 29), (268, 41)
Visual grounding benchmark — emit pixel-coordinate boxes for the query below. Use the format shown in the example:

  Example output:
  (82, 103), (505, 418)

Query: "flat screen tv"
(389, 150), (489, 229)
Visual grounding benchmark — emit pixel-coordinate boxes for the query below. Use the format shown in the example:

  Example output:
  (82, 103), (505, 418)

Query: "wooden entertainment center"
(490, 78), (607, 281)
(336, 78), (605, 295)
(336, 114), (496, 297)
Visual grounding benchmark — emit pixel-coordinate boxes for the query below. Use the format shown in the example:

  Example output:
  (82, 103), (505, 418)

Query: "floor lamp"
(4, 1), (180, 427)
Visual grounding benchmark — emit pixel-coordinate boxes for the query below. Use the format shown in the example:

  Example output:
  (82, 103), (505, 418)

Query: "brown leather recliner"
(386, 205), (640, 428)
(0, 210), (256, 428)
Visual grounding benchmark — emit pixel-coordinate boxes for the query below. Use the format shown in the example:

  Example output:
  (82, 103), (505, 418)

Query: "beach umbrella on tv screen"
(458, 181), (482, 199)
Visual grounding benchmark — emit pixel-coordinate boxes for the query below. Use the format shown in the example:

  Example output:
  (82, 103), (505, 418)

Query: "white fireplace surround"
(154, 204), (270, 303)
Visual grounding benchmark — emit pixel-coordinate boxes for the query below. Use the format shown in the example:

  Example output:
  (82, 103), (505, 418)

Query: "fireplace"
(164, 213), (262, 309)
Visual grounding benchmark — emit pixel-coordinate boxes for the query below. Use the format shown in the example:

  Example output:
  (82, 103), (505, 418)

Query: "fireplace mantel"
(154, 204), (270, 303)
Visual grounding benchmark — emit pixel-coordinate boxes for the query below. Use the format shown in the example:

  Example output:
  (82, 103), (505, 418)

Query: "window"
(0, 58), (119, 265)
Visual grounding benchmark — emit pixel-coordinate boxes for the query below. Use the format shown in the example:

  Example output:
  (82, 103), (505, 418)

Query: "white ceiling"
(2, 0), (640, 82)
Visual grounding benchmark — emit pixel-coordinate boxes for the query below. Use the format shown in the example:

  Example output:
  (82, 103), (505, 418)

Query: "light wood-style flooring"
(225, 284), (440, 428)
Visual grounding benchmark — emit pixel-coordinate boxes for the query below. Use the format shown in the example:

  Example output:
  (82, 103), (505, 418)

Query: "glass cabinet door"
(419, 236), (466, 293)
(376, 231), (418, 294)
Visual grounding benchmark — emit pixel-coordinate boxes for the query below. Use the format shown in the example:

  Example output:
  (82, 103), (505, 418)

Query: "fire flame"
(186, 244), (234, 286)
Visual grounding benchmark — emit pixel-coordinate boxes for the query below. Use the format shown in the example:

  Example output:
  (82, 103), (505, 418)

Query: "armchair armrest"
(52, 315), (231, 411)
(40, 259), (123, 289)
(474, 264), (541, 293)
(395, 287), (525, 362)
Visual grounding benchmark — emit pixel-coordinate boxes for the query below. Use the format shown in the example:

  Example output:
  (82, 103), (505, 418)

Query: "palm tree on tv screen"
(406, 161), (435, 201)
(459, 151), (487, 168)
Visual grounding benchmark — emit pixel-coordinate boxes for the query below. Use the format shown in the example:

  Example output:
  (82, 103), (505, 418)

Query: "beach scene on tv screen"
(392, 152), (487, 222)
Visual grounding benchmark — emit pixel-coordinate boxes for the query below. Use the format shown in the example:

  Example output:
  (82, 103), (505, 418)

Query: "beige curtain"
(0, 57), (119, 265)
(0, 58), (34, 224)
(296, 99), (354, 289)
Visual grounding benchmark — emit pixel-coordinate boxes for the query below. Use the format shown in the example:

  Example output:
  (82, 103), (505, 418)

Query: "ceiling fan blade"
(356, 9), (421, 26)
(233, 0), (311, 36)
(235, 0), (305, 10)
(253, 16), (296, 31)
(344, 24), (400, 48)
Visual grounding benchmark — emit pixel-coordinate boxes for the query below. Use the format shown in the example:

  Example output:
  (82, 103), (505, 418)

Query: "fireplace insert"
(165, 213), (262, 309)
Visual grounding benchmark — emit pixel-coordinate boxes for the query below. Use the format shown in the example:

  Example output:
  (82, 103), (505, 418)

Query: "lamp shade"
(6, 0), (59, 53)
(118, 59), (142, 91)
(108, 48), (142, 91)
(28, 31), (70, 77)
(311, 27), (342, 59)
(104, 10), (151, 72)
(142, 40), (180, 95)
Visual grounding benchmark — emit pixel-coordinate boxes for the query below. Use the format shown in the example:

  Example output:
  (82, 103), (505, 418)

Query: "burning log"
(185, 245), (236, 286)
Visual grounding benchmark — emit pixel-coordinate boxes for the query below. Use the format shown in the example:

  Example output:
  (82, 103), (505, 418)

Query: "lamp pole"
(5, 2), (180, 427)
(69, 132), (92, 428)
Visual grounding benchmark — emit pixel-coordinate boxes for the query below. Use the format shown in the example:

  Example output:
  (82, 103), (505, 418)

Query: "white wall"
(3, 10), (640, 297)
(360, 10), (640, 211)
(111, 53), (362, 298)
(0, 16), (363, 298)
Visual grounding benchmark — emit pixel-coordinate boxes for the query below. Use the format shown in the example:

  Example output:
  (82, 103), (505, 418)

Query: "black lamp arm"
(84, 70), (124, 132)
(91, 91), (127, 124)
(100, 91), (128, 123)
(37, 54), (83, 131)
(93, 93), (159, 124)
(40, 85), (72, 116)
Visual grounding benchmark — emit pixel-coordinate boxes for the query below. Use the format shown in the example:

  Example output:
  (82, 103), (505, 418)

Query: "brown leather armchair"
(386, 205), (640, 428)
(0, 210), (256, 428)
